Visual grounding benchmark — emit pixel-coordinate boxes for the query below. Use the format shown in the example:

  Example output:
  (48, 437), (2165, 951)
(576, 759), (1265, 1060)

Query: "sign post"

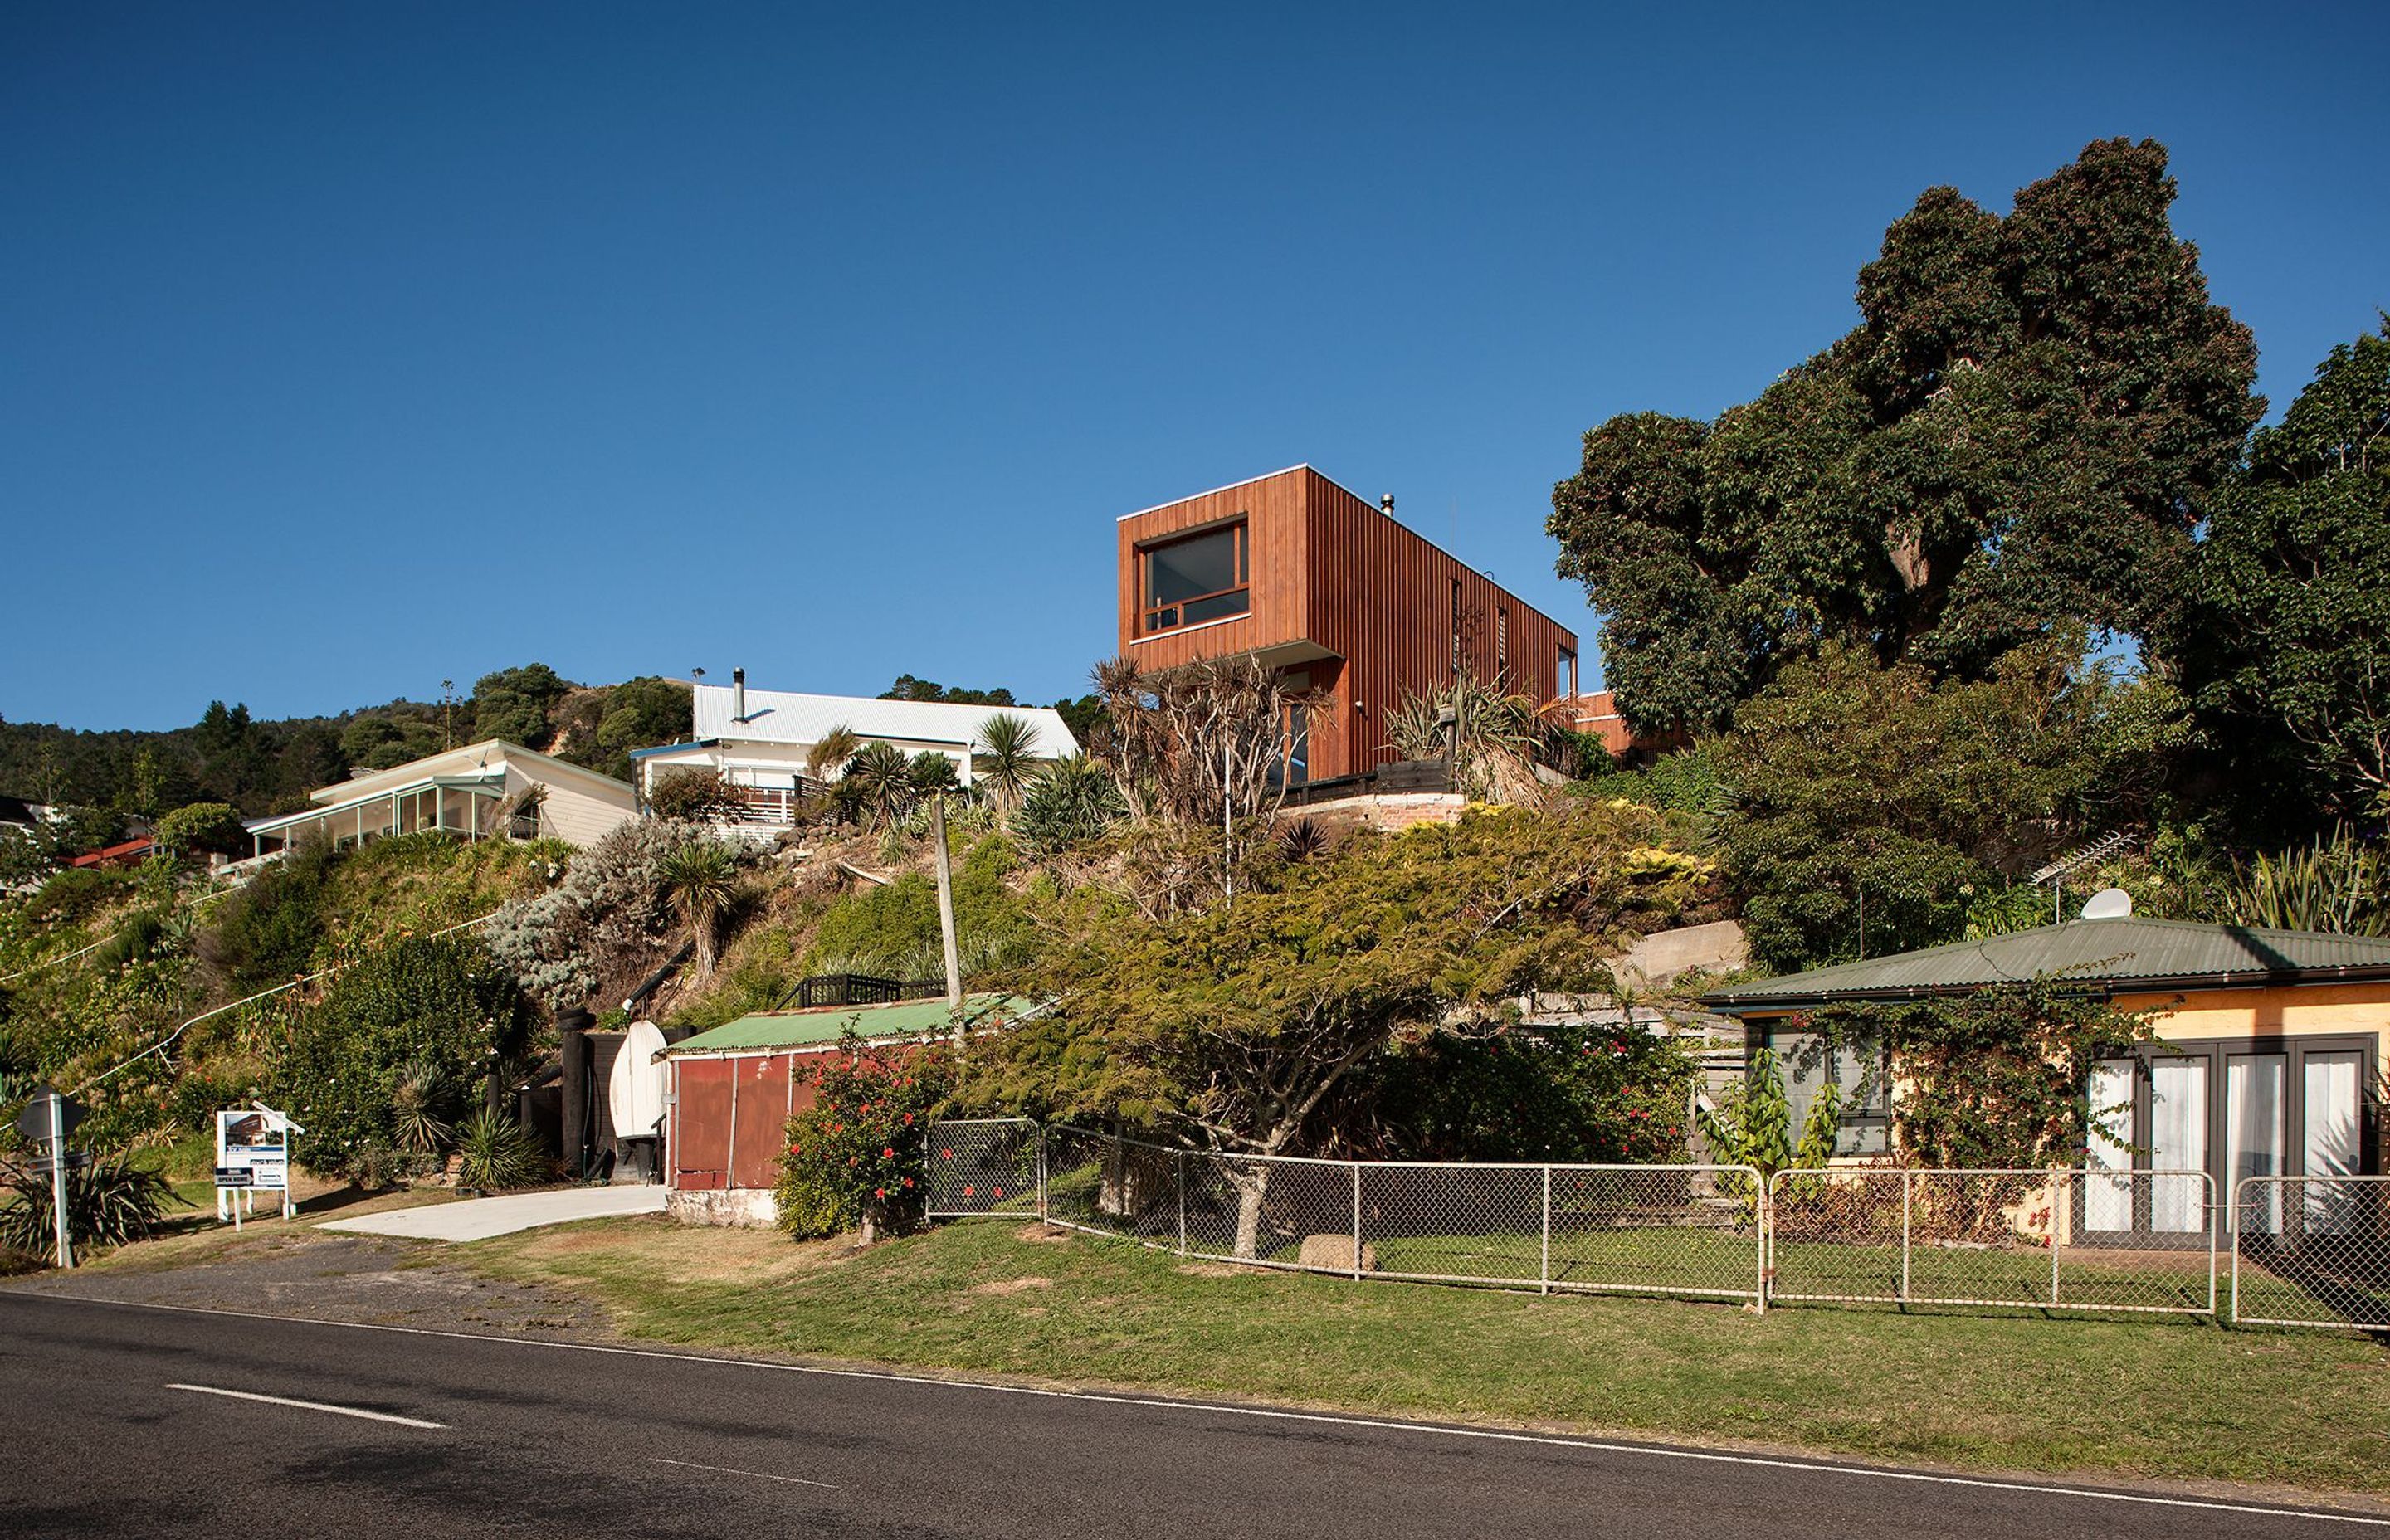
(14, 1085), (86, 1270)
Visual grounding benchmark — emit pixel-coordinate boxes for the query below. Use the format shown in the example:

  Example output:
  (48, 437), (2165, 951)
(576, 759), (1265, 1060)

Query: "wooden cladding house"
(1116, 465), (1583, 784)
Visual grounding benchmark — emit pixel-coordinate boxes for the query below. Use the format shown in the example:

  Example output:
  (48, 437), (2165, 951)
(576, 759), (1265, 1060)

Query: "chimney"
(732, 667), (746, 723)
(1379, 495), (1395, 515)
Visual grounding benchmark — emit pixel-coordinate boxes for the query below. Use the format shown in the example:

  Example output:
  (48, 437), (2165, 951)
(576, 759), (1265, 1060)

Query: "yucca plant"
(455, 1109), (545, 1192)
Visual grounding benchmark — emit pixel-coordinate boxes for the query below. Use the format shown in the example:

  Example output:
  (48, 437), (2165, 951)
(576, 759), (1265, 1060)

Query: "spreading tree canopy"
(1549, 139), (2260, 735)
(2175, 320), (2390, 827)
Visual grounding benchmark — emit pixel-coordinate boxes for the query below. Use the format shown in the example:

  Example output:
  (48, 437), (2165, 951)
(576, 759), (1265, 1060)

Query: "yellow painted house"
(1703, 909), (2388, 1236)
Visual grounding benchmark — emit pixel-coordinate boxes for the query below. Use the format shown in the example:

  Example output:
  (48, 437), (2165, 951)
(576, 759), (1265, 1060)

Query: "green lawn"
(455, 1214), (2390, 1501)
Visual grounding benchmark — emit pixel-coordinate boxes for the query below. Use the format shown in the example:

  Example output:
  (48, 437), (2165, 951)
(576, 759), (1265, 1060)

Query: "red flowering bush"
(773, 1033), (954, 1240)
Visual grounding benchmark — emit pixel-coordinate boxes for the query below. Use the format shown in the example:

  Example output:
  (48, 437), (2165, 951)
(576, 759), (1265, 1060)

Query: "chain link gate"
(2231, 1175), (2390, 1329)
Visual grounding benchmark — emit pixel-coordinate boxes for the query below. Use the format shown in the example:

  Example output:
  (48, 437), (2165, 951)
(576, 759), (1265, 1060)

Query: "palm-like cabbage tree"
(658, 837), (741, 980)
(972, 712), (1046, 825)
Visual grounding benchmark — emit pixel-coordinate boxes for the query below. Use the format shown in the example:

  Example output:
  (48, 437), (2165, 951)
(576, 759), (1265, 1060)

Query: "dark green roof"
(1702, 918), (2390, 1013)
(666, 993), (1037, 1055)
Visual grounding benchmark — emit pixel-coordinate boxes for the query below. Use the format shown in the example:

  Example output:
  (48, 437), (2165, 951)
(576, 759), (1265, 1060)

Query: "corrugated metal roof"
(1702, 917), (2390, 1012)
(666, 993), (1036, 1055)
(690, 685), (1080, 757)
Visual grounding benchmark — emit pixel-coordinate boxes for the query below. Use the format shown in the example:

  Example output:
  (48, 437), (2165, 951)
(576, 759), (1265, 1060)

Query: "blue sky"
(6, 2), (2386, 732)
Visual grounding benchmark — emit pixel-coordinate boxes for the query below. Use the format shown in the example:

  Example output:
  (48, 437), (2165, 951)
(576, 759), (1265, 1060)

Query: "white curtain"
(2085, 1059), (2134, 1231)
(2149, 1059), (2207, 1233)
(2304, 1052), (2363, 1232)
(2227, 1055), (2285, 1235)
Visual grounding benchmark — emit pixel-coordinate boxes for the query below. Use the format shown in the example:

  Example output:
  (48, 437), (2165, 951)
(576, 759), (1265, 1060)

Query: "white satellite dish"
(2080, 887), (2134, 921)
(609, 1020), (670, 1138)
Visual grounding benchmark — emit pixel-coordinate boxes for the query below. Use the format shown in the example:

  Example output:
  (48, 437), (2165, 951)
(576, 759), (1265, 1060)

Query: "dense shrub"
(646, 768), (739, 822)
(485, 817), (688, 1009)
(199, 833), (339, 992)
(1013, 756), (1128, 855)
(774, 1037), (954, 1239)
(266, 933), (537, 1174)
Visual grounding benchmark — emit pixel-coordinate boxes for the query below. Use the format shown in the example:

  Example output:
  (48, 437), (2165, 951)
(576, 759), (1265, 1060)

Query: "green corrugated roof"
(666, 993), (1037, 1055)
(1702, 917), (2390, 1013)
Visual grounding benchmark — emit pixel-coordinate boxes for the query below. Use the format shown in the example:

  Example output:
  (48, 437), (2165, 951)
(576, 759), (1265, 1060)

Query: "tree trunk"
(1228, 1158), (1272, 1260)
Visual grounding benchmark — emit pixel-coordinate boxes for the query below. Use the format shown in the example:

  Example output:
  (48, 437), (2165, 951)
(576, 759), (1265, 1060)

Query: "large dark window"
(1141, 521), (1250, 633)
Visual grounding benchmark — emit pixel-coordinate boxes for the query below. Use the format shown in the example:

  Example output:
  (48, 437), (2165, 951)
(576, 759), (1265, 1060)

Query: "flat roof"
(666, 992), (1036, 1055)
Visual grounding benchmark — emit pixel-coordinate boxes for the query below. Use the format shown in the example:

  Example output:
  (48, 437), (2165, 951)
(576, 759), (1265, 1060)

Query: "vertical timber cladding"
(1303, 470), (1579, 775)
(1116, 466), (1578, 781)
(729, 1053), (797, 1189)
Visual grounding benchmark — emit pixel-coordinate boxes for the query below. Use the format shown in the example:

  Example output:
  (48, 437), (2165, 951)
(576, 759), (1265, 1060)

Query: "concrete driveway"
(315, 1184), (666, 1243)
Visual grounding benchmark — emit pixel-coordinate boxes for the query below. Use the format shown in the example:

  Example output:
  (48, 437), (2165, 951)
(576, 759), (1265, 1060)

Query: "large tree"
(973, 803), (1709, 1255)
(2174, 321), (2390, 828)
(1550, 139), (2260, 735)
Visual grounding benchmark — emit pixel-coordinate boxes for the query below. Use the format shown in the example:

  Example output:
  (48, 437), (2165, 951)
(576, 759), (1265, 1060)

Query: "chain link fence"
(932, 1123), (2385, 1331)
(1767, 1167), (2217, 1315)
(1030, 1123), (1765, 1304)
(923, 1118), (1041, 1219)
(2231, 1176), (2390, 1330)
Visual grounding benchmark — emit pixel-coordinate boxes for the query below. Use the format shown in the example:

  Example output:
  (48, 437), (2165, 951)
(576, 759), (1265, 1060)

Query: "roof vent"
(732, 666), (747, 724)
(1379, 495), (1395, 514)
(2080, 887), (2134, 920)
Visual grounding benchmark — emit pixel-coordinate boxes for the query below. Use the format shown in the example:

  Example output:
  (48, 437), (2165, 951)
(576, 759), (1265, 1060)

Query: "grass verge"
(456, 1214), (2390, 1499)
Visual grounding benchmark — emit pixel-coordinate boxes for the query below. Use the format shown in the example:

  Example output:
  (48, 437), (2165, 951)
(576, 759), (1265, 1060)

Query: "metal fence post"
(2206, 1172), (2218, 1318)
(1899, 1170), (1911, 1305)
(2050, 1168), (2063, 1308)
(1350, 1162), (1363, 1280)
(1755, 1168), (1769, 1314)
(2229, 1175), (2243, 1327)
(1540, 1166), (1552, 1296)
(1036, 1126), (1049, 1223)
(1176, 1149), (1188, 1257)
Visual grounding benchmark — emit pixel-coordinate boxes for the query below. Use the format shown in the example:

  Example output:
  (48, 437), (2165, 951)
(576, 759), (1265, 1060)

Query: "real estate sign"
(215, 1105), (300, 1224)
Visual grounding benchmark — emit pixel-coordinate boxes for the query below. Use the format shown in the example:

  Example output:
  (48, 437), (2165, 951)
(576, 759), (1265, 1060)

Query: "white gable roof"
(692, 685), (1079, 757)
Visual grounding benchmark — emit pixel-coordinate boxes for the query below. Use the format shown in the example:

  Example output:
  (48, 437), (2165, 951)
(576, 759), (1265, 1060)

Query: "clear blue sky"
(6, 2), (2385, 732)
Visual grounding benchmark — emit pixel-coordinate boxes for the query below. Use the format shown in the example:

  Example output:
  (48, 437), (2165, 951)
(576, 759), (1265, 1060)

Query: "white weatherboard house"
(242, 739), (639, 859)
(631, 675), (1079, 826)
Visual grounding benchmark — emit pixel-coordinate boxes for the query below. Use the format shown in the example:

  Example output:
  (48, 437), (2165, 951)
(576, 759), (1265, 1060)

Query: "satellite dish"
(609, 1020), (670, 1138)
(2080, 887), (2134, 921)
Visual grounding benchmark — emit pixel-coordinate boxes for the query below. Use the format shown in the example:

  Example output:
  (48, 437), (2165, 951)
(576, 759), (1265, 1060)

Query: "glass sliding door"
(2085, 1059), (2134, 1233)
(2303, 1050), (2364, 1232)
(2148, 1057), (2209, 1232)
(2227, 1054), (2286, 1235)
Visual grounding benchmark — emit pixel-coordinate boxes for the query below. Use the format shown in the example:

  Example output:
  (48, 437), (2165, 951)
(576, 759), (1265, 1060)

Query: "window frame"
(1139, 519), (1251, 635)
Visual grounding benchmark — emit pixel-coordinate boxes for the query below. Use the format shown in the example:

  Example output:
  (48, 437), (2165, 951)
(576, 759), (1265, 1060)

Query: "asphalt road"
(0, 1291), (2376, 1538)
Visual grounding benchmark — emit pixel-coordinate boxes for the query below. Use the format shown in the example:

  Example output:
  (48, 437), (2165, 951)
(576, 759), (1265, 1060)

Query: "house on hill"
(241, 739), (638, 860)
(1703, 904), (2388, 1237)
(629, 673), (1078, 829)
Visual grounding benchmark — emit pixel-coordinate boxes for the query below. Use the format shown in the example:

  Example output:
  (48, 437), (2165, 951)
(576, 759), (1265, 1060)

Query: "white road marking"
(165, 1382), (446, 1430)
(652, 1456), (838, 1490)
(29, 1298), (2373, 1528)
